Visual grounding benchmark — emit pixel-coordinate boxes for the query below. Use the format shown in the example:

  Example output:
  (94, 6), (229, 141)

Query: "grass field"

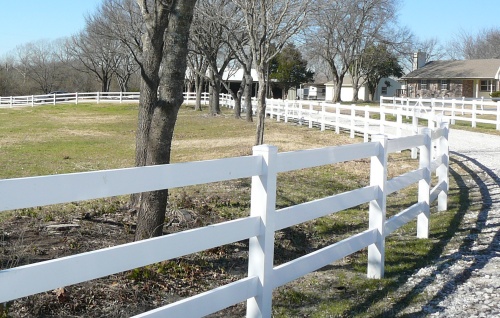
(0, 103), (478, 317)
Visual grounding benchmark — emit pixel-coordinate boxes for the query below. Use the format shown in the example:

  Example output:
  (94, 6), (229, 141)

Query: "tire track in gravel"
(388, 129), (500, 317)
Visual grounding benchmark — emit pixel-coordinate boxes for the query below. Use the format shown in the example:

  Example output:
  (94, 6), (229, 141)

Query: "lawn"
(0, 103), (476, 317)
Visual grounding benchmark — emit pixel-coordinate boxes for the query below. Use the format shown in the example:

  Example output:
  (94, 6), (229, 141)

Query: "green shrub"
(490, 91), (500, 98)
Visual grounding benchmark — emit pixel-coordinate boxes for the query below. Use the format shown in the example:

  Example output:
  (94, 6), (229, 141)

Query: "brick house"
(401, 53), (500, 99)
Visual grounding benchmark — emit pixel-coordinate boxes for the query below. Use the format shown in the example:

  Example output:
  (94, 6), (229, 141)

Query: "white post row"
(246, 145), (278, 318)
(367, 134), (388, 279)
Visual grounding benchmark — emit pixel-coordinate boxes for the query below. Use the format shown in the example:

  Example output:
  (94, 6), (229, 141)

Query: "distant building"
(401, 53), (500, 99)
(324, 76), (401, 102)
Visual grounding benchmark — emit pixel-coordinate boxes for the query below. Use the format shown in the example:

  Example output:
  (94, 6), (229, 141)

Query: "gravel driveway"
(395, 129), (500, 317)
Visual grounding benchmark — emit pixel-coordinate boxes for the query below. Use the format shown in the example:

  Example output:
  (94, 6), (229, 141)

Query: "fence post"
(276, 100), (281, 122)
(246, 145), (277, 318)
(309, 103), (313, 129)
(75, 92), (79, 105)
(350, 105), (355, 138)
(97, 91), (100, 104)
(321, 103), (326, 131)
(335, 103), (340, 134)
(437, 121), (449, 211)
(451, 99), (456, 124)
(364, 106), (369, 142)
(379, 103), (385, 135)
(367, 134), (388, 279)
(298, 102), (303, 125)
(496, 101), (500, 130)
(472, 101), (477, 128)
(284, 101), (289, 123)
(396, 106), (402, 138)
(417, 127), (431, 238)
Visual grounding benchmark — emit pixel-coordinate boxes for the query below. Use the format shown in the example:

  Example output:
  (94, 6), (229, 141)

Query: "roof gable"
(402, 59), (500, 80)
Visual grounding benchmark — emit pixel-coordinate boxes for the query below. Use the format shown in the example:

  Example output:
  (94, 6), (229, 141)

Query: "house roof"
(402, 59), (500, 80)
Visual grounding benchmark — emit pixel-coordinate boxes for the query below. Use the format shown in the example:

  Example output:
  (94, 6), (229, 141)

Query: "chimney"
(412, 51), (426, 70)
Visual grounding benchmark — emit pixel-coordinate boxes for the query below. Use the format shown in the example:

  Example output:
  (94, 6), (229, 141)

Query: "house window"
(420, 80), (427, 90)
(480, 80), (493, 91)
(381, 87), (388, 95)
(440, 80), (449, 90)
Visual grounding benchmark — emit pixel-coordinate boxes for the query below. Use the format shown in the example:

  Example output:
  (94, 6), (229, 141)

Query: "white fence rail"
(381, 96), (500, 130)
(0, 115), (449, 316)
(0, 92), (140, 107)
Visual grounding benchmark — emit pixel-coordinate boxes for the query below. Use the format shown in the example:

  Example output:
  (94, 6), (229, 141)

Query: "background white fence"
(0, 106), (449, 317)
(381, 96), (500, 130)
(0, 91), (140, 107)
(3, 90), (498, 131)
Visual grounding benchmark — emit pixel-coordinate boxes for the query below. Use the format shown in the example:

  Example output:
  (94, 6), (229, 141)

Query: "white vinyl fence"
(0, 115), (449, 317)
(381, 96), (500, 130)
(0, 91), (140, 107)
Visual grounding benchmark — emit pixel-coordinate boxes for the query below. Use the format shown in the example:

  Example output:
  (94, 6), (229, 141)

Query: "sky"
(0, 0), (499, 58)
(398, 0), (500, 44)
(0, 0), (103, 57)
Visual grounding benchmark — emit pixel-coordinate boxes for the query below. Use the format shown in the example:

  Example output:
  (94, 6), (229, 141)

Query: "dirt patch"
(0, 195), (255, 317)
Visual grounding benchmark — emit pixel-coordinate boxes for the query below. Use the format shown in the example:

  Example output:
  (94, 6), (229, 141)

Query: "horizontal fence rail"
(381, 96), (500, 130)
(0, 92), (140, 107)
(0, 109), (450, 317)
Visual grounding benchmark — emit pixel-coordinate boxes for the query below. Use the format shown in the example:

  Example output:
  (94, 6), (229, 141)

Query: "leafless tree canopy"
(307, 0), (402, 102)
(453, 27), (500, 60)
(232, 0), (311, 145)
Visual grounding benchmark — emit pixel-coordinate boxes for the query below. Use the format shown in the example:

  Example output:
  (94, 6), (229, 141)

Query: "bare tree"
(187, 49), (208, 111)
(16, 41), (63, 93)
(308, 0), (399, 102)
(66, 23), (121, 92)
(232, 0), (311, 145)
(452, 27), (500, 60)
(114, 46), (140, 92)
(221, 6), (253, 120)
(190, 0), (238, 115)
(397, 37), (446, 72)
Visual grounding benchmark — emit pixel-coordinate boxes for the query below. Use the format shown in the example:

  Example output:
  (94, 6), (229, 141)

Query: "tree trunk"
(333, 79), (342, 102)
(333, 73), (346, 103)
(130, 20), (164, 211)
(208, 74), (221, 115)
(352, 85), (360, 102)
(234, 75), (245, 119)
(194, 74), (204, 111)
(255, 65), (267, 145)
(244, 73), (253, 122)
(134, 0), (197, 241)
(135, 102), (179, 238)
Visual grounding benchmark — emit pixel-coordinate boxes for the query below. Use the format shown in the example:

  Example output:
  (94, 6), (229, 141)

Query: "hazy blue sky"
(0, 0), (499, 57)
(0, 0), (102, 57)
(398, 0), (500, 44)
